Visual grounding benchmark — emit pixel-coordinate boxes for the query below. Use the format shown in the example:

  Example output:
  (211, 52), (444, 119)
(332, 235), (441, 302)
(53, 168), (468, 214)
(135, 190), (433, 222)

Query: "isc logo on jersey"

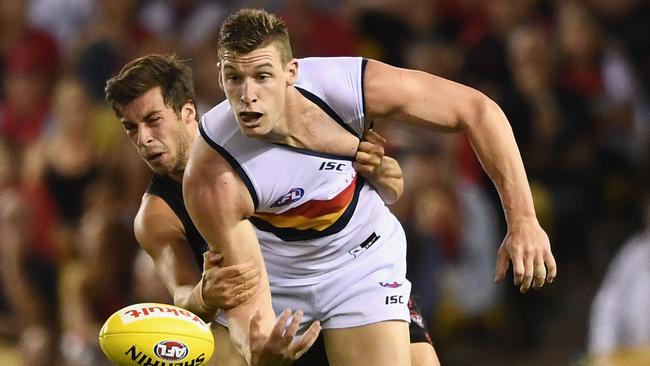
(99, 303), (214, 365)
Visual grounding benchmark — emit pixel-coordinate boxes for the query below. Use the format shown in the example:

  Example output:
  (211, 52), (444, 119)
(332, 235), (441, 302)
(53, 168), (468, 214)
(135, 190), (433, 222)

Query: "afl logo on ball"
(154, 340), (189, 361)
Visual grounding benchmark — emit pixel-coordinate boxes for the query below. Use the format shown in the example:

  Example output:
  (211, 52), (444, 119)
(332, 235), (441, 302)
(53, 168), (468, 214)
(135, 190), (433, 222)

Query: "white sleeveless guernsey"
(200, 56), (406, 283)
(201, 57), (410, 328)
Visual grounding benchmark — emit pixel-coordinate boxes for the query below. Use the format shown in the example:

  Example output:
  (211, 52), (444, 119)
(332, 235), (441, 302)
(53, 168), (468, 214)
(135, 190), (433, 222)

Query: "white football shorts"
(215, 227), (411, 332)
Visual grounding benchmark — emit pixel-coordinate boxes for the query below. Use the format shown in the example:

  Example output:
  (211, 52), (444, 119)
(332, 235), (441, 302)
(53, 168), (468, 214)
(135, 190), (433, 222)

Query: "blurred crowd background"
(0, 0), (648, 365)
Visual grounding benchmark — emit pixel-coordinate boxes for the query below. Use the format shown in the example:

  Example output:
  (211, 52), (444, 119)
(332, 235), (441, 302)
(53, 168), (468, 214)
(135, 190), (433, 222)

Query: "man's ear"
(286, 58), (298, 86)
(182, 101), (197, 123)
(217, 61), (224, 91)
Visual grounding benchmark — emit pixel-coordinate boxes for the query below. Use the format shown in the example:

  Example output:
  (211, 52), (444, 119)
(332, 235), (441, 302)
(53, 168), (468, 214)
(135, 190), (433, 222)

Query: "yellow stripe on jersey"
(253, 206), (348, 231)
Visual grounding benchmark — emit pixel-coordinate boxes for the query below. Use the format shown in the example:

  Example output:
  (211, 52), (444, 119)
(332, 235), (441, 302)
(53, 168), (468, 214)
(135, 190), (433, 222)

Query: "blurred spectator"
(355, 2), (413, 65)
(0, 41), (58, 148)
(404, 37), (464, 81)
(191, 39), (227, 115)
(590, 0), (650, 166)
(27, 0), (96, 55)
(587, 196), (650, 363)
(66, 0), (157, 91)
(393, 141), (458, 323)
(0, 0), (59, 102)
(556, 1), (648, 166)
(459, 0), (536, 94)
(0, 138), (20, 341)
(277, 0), (360, 58)
(139, 0), (227, 56)
(0, 137), (61, 366)
(59, 171), (141, 366)
(556, 2), (605, 99)
(0, 45), (54, 148)
(22, 78), (101, 262)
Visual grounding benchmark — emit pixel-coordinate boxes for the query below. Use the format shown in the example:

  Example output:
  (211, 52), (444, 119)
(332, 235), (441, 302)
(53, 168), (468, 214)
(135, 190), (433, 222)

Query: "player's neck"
(276, 87), (312, 146)
(167, 132), (195, 183)
(266, 88), (359, 156)
(169, 170), (184, 183)
(259, 87), (302, 144)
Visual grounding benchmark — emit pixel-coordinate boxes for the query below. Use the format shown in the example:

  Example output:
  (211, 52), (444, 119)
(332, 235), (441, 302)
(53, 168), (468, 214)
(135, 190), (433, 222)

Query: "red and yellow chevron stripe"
(253, 176), (358, 231)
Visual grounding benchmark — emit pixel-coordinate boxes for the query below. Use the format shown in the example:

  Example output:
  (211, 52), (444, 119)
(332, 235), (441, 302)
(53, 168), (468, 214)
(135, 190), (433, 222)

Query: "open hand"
(250, 308), (321, 366)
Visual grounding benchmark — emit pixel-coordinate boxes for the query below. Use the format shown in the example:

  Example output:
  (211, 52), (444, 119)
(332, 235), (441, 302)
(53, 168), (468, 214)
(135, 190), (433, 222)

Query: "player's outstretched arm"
(134, 196), (261, 322)
(363, 59), (557, 292)
(183, 136), (276, 364)
(353, 129), (404, 204)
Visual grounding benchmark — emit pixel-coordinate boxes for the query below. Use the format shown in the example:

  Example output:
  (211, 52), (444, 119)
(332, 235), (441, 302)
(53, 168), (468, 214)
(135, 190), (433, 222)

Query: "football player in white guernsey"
(106, 54), (436, 365)
(184, 8), (556, 366)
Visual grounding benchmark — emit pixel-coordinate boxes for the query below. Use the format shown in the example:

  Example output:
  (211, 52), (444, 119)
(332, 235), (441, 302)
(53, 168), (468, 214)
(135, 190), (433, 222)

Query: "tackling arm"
(133, 194), (260, 322)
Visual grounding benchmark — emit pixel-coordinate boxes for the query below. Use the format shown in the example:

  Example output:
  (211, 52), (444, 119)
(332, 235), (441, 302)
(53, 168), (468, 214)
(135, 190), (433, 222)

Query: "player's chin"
(148, 163), (172, 176)
(240, 124), (269, 138)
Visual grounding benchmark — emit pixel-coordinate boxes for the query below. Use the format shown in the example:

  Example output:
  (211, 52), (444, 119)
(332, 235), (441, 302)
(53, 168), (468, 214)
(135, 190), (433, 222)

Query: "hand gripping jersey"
(199, 57), (407, 287)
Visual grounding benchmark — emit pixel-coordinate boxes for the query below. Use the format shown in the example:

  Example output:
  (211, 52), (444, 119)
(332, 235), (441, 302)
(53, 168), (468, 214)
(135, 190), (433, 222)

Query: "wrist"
(503, 199), (537, 226)
(504, 214), (539, 228)
(191, 276), (219, 321)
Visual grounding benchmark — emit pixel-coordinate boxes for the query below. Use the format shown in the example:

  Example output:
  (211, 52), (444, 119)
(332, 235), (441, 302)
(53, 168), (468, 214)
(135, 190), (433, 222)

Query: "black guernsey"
(146, 174), (208, 268)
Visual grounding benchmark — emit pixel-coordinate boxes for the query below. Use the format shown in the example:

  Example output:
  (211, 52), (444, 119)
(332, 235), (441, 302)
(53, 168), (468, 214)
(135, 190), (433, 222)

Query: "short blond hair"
(217, 8), (293, 63)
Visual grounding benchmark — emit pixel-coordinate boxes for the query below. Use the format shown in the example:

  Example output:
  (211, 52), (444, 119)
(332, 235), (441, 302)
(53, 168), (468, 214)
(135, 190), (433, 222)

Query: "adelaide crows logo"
(271, 188), (304, 208)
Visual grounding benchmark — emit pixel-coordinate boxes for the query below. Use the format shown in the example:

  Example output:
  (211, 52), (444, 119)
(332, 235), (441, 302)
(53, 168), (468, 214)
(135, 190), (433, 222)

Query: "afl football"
(99, 303), (214, 365)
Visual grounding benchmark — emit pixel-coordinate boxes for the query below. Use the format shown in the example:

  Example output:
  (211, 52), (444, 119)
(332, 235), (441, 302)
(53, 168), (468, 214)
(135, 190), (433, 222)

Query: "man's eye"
(258, 74), (270, 81)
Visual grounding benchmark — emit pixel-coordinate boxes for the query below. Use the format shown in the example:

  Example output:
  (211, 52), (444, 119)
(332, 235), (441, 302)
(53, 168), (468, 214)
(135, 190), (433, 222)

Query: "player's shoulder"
(200, 99), (241, 146)
(295, 56), (364, 84)
(134, 193), (185, 248)
(296, 56), (363, 68)
(295, 56), (367, 135)
(202, 98), (232, 124)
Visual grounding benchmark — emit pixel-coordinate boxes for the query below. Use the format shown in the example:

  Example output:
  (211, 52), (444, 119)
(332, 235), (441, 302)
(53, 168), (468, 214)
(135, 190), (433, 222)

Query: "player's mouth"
(146, 152), (165, 164)
(239, 111), (263, 127)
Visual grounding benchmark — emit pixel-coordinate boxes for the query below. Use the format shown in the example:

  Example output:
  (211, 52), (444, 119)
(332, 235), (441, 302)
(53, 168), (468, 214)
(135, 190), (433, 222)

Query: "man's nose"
(137, 125), (154, 146)
(241, 79), (258, 104)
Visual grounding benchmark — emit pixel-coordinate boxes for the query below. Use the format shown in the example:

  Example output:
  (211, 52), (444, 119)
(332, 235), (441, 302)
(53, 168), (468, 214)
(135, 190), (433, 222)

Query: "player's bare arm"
(354, 129), (404, 204)
(364, 59), (557, 292)
(183, 136), (276, 362)
(184, 138), (321, 365)
(133, 193), (261, 321)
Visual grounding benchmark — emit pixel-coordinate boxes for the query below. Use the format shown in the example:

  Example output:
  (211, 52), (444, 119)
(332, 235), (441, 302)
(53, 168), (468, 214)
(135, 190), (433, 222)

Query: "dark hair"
(105, 54), (197, 121)
(217, 8), (292, 63)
